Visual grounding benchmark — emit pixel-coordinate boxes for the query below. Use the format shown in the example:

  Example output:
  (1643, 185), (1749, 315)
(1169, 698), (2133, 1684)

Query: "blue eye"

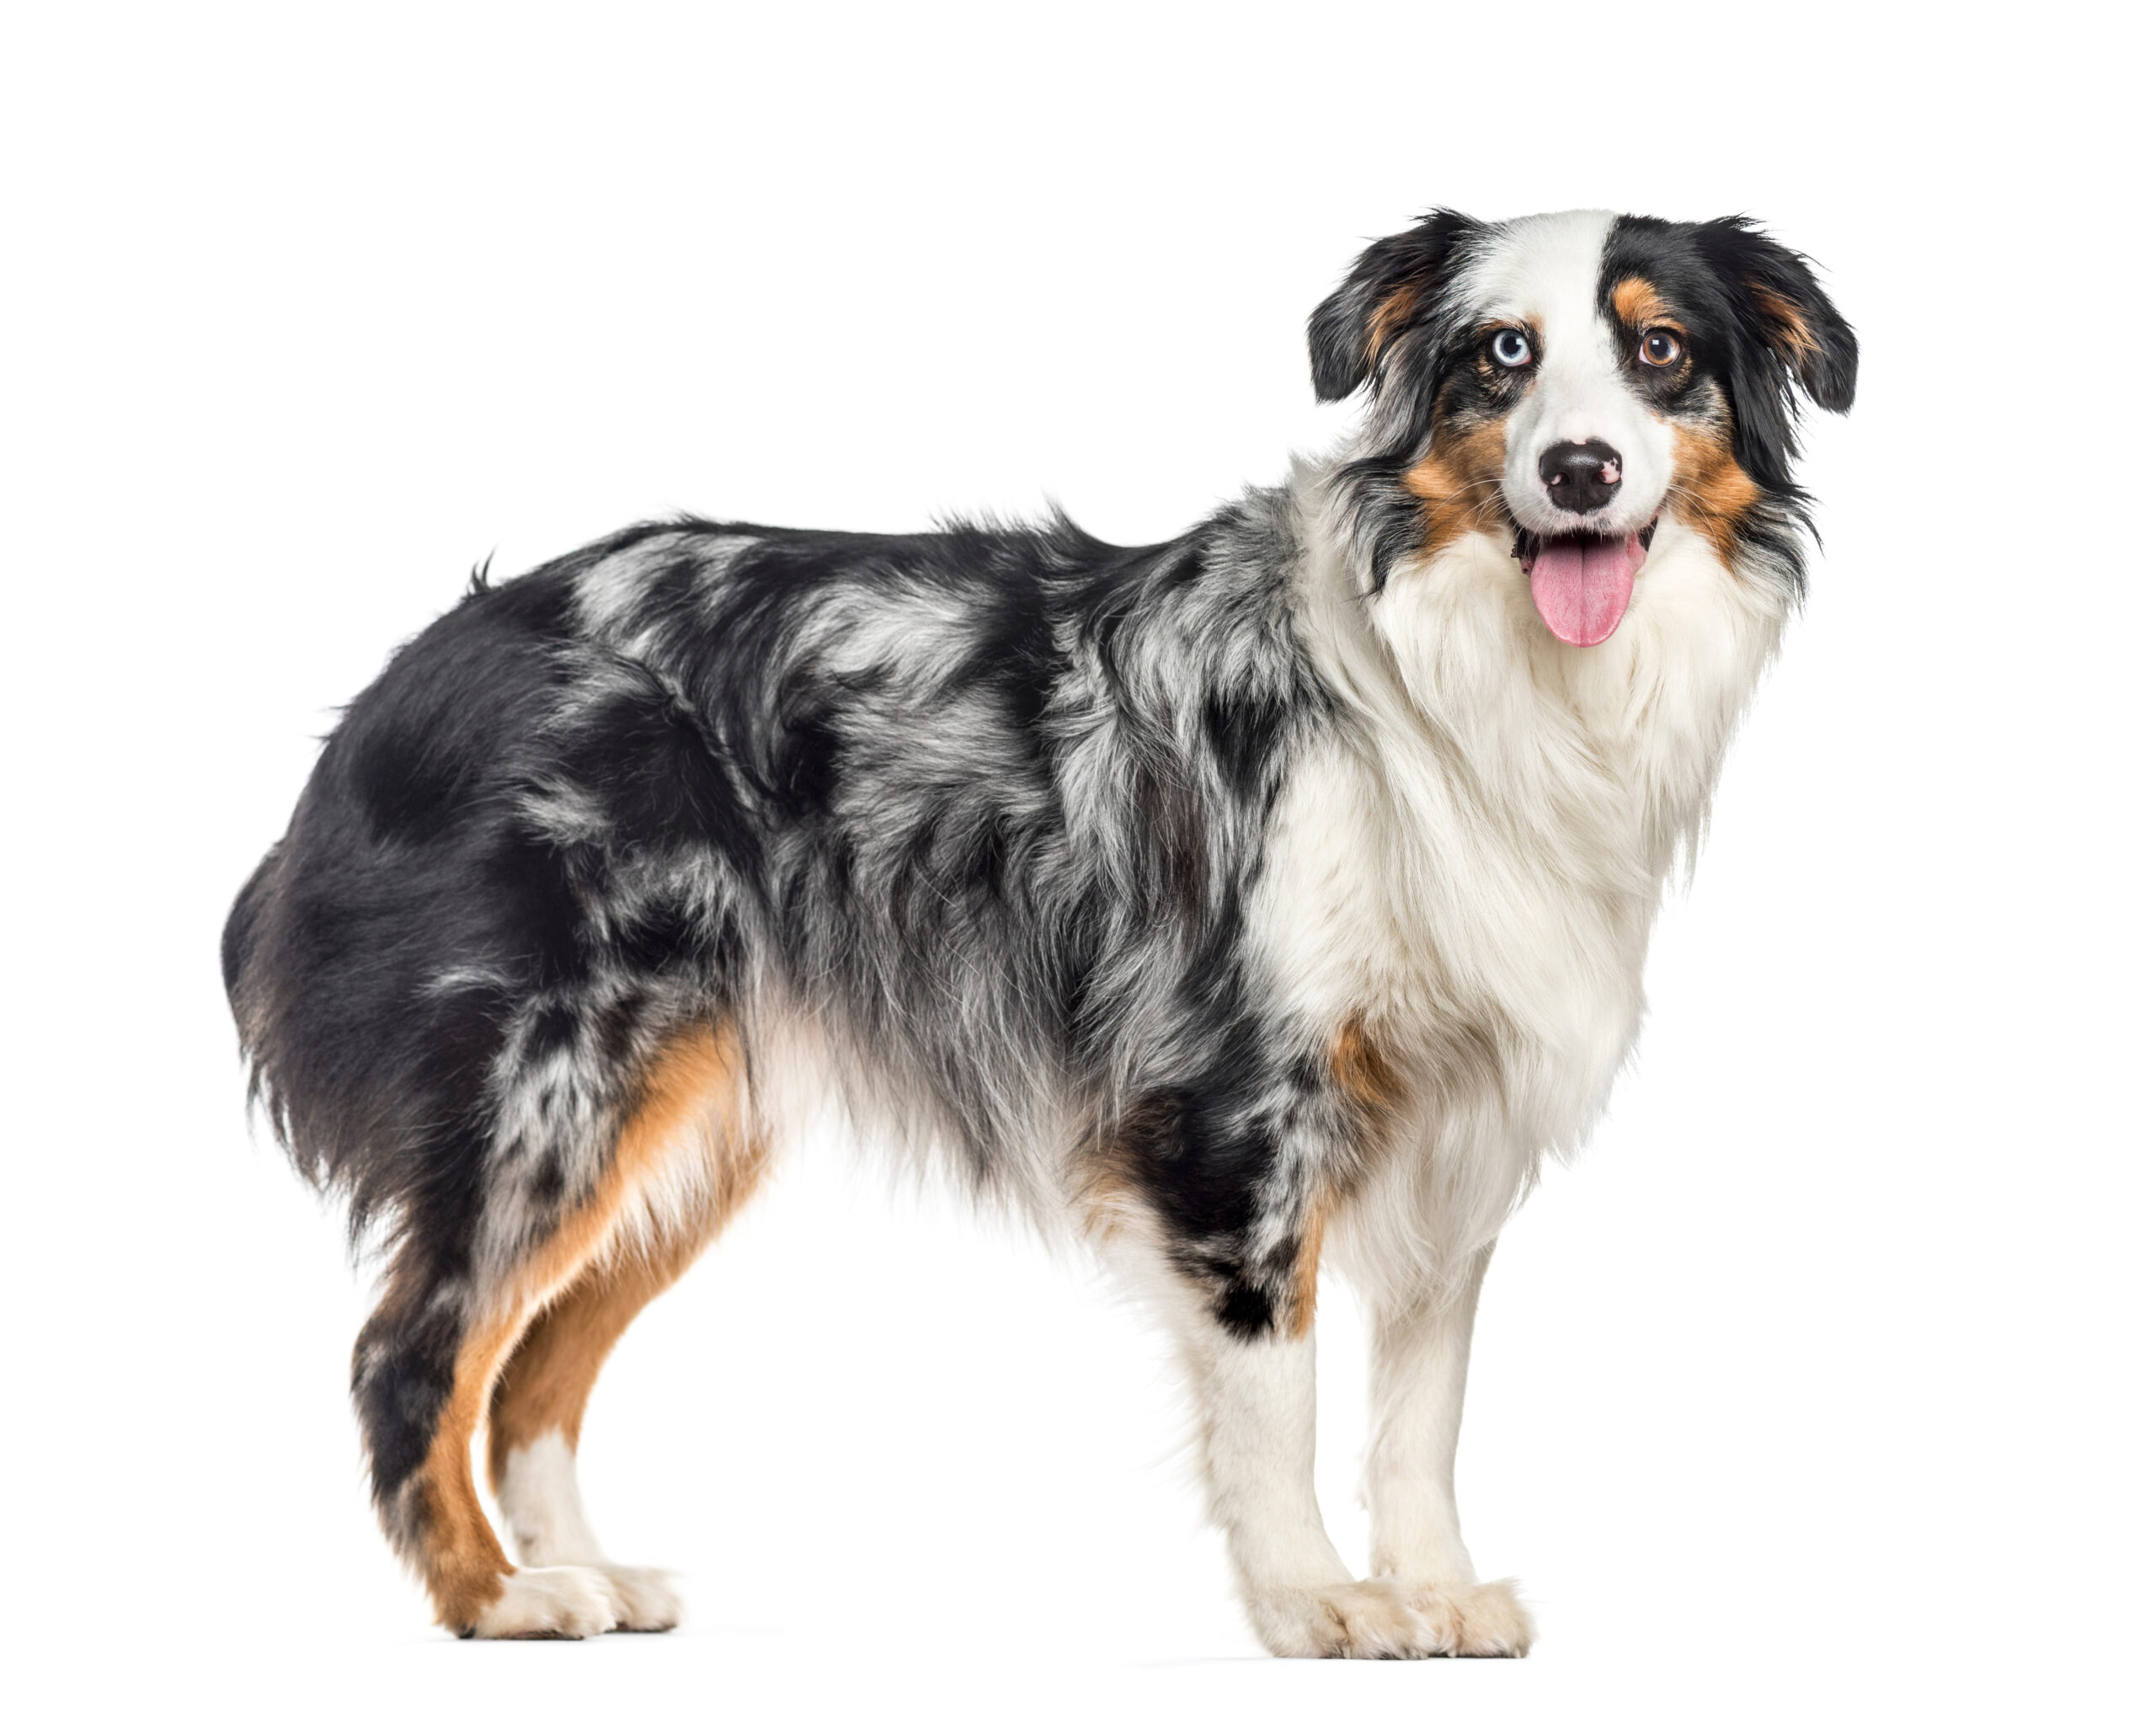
(1491, 328), (1534, 368)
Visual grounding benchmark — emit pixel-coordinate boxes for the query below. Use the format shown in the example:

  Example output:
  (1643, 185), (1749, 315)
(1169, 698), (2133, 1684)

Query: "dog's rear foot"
(1400, 1577), (1534, 1657)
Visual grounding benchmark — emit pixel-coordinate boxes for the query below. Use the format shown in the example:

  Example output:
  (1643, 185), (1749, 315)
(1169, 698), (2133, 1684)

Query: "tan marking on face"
(1610, 275), (1675, 328)
(411, 1020), (764, 1633)
(1402, 418), (1510, 556)
(1668, 423), (1761, 566)
(1364, 280), (1425, 366)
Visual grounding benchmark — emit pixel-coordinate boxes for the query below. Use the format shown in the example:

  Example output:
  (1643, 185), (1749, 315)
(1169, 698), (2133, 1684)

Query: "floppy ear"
(1697, 216), (1859, 413)
(1307, 209), (1481, 403)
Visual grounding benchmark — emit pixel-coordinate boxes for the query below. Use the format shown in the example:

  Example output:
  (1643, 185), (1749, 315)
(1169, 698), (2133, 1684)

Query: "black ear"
(1307, 209), (1481, 403)
(1696, 217), (1858, 413)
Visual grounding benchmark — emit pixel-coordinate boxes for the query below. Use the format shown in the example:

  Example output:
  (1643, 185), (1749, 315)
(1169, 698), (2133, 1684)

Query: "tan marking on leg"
(413, 1323), (521, 1631)
(1285, 1198), (1328, 1339)
(485, 1252), (695, 1485)
(1279, 1012), (1408, 1341)
(1331, 1011), (1406, 1118)
(1402, 419), (1510, 557)
(486, 1170), (757, 1486)
(413, 1019), (763, 1634)
(1668, 424), (1762, 566)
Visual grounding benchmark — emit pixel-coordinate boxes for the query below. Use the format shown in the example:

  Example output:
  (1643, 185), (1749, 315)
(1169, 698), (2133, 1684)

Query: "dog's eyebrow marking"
(1609, 276), (1677, 328)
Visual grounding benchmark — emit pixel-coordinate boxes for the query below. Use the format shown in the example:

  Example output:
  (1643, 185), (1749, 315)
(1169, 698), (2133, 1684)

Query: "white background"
(3, 4), (2147, 1716)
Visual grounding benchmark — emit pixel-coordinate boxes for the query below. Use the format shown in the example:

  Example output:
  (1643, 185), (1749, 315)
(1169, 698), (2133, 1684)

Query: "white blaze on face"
(1464, 211), (1673, 541)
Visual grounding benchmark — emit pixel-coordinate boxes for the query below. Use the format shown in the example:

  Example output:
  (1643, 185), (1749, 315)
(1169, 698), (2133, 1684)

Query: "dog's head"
(1310, 210), (1855, 644)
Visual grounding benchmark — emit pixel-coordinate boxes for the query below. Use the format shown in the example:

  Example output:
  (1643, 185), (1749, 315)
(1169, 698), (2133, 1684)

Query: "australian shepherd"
(223, 207), (1856, 1653)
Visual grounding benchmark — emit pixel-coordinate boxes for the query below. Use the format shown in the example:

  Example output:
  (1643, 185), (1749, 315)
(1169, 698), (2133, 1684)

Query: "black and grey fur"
(226, 206), (1854, 1652)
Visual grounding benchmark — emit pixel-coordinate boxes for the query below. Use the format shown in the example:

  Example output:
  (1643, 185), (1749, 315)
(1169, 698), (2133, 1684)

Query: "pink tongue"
(1528, 533), (1645, 647)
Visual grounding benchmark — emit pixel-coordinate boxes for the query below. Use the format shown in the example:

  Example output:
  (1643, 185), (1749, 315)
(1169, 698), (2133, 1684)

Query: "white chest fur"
(1254, 488), (1787, 1298)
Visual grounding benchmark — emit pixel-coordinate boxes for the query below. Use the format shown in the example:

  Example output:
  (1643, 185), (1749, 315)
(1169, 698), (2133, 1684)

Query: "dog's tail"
(225, 832), (403, 1246)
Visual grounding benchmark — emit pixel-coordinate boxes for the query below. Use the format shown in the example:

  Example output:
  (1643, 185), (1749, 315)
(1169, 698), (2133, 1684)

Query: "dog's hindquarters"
(224, 565), (773, 1633)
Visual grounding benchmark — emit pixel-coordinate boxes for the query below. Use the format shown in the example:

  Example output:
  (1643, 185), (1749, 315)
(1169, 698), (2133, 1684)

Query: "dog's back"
(228, 206), (1852, 1652)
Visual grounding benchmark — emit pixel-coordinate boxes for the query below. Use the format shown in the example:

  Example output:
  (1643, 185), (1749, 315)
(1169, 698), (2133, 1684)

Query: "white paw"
(1246, 1578), (1444, 1659)
(1400, 1577), (1535, 1658)
(468, 1567), (621, 1640)
(595, 1564), (683, 1633)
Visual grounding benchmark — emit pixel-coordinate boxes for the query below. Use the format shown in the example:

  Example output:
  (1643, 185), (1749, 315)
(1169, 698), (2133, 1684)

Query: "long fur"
(224, 206), (1854, 1651)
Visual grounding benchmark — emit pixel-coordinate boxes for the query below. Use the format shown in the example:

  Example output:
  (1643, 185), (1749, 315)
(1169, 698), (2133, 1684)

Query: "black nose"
(1539, 439), (1623, 515)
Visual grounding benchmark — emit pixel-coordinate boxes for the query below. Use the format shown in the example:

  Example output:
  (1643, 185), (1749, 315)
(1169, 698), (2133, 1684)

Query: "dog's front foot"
(467, 1567), (621, 1639)
(1398, 1577), (1534, 1657)
(1246, 1578), (1447, 1658)
(595, 1564), (682, 1633)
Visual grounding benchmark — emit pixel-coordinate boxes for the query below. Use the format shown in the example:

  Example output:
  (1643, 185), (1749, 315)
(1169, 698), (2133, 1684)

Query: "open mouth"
(1511, 518), (1657, 648)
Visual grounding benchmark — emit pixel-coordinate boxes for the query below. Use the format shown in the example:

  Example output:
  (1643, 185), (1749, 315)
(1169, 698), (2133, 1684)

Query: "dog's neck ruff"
(1243, 460), (1790, 1236)
(1287, 455), (1789, 877)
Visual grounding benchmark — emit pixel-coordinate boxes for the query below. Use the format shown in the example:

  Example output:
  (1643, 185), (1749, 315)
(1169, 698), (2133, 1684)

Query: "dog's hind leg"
(354, 1017), (763, 1638)
(485, 1175), (753, 1632)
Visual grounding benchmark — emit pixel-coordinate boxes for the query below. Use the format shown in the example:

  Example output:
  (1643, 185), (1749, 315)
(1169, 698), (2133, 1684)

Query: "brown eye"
(1639, 328), (1682, 367)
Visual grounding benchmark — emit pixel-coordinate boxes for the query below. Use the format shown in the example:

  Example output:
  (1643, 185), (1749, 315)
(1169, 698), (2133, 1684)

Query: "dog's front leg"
(1129, 1257), (1442, 1658)
(1364, 1243), (1534, 1656)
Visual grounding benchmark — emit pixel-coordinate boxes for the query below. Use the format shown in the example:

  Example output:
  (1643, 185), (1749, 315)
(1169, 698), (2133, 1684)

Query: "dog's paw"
(595, 1564), (682, 1633)
(1400, 1577), (1535, 1658)
(467, 1567), (621, 1640)
(1246, 1578), (1445, 1658)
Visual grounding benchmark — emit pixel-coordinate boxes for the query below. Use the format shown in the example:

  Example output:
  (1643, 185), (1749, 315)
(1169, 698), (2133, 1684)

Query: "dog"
(223, 206), (1855, 1653)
